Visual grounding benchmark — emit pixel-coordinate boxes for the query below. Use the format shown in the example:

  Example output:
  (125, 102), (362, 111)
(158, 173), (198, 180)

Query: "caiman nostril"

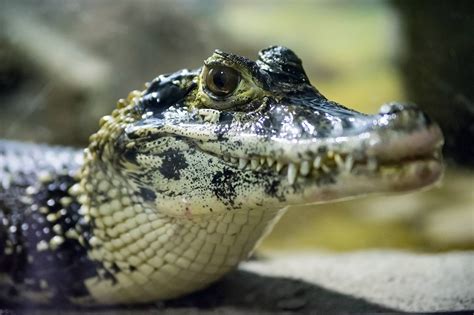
(417, 110), (433, 126)
(378, 103), (434, 129)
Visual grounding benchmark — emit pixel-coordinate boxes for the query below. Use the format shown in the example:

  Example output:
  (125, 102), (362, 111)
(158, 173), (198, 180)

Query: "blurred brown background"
(0, 0), (472, 253)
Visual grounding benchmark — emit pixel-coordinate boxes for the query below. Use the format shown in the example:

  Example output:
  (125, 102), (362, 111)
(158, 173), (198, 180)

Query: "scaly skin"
(0, 46), (443, 305)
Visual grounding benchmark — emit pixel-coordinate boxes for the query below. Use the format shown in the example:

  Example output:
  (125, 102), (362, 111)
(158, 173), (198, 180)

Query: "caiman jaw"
(194, 102), (444, 197)
(208, 127), (443, 187)
(200, 126), (443, 190)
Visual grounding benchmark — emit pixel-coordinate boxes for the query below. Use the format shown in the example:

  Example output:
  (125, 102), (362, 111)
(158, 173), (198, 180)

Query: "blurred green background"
(0, 0), (472, 252)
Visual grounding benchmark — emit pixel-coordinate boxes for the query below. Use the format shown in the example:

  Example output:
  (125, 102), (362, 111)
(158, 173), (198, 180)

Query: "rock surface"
(12, 250), (474, 314)
(239, 250), (474, 312)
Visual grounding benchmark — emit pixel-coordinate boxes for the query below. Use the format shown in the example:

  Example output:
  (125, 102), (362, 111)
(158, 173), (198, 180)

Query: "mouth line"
(204, 146), (442, 185)
(191, 122), (444, 185)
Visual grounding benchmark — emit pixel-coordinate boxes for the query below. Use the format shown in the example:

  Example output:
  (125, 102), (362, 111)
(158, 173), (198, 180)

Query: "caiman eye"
(205, 66), (240, 98)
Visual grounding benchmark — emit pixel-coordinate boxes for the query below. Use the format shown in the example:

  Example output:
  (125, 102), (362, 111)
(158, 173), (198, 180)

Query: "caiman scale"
(0, 46), (443, 305)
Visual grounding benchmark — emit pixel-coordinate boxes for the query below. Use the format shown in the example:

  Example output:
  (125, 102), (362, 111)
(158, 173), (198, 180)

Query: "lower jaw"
(376, 156), (444, 192)
(292, 156), (444, 205)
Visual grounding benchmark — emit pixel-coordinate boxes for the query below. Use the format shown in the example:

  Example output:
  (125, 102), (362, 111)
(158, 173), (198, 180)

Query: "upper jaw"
(197, 124), (443, 186)
(194, 103), (444, 188)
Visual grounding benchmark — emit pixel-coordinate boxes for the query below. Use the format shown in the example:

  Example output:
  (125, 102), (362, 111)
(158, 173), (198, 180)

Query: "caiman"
(0, 46), (443, 305)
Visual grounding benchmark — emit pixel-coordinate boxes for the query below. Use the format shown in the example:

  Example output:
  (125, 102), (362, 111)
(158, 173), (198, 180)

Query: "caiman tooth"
(287, 163), (298, 185)
(250, 158), (259, 170)
(276, 161), (284, 173)
(345, 155), (354, 172)
(238, 158), (248, 170)
(260, 157), (266, 165)
(300, 160), (311, 176)
(313, 156), (322, 169)
(230, 157), (238, 164)
(321, 164), (331, 173)
(367, 157), (378, 171)
(334, 154), (345, 170)
(266, 157), (275, 167)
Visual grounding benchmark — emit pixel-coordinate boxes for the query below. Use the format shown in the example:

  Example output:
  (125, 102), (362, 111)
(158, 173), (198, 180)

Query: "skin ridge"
(0, 46), (443, 305)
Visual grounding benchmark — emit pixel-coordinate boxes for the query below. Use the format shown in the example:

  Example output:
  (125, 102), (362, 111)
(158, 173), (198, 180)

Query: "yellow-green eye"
(205, 66), (240, 98)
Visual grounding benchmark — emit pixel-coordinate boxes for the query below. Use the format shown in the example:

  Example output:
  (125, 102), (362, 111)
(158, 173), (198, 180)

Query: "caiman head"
(91, 46), (443, 217)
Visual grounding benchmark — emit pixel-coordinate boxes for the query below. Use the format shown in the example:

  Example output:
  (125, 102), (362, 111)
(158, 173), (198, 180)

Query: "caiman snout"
(368, 103), (444, 162)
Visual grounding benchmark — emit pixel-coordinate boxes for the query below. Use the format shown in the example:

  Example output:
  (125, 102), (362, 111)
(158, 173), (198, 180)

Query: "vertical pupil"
(213, 70), (227, 89)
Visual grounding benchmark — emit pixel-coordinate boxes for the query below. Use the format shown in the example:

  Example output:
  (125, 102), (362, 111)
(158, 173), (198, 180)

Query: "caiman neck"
(79, 155), (286, 303)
